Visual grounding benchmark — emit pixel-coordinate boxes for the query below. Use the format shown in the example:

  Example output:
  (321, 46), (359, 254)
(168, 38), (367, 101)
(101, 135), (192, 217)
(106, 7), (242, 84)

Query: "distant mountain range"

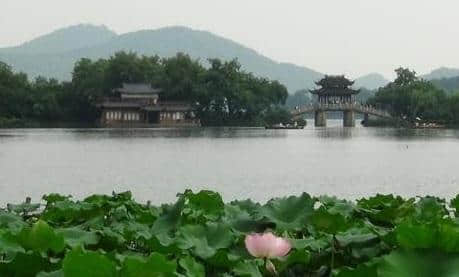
(421, 67), (459, 81)
(0, 24), (458, 93)
(353, 73), (389, 90)
(0, 24), (323, 93)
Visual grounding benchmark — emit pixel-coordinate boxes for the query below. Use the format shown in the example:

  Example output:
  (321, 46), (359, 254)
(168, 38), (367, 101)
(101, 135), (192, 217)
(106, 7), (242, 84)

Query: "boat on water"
(265, 123), (305, 130)
(414, 123), (445, 129)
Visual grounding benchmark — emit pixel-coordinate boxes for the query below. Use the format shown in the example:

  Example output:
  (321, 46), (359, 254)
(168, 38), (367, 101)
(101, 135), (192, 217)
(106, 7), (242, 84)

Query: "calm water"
(1, 120), (458, 205)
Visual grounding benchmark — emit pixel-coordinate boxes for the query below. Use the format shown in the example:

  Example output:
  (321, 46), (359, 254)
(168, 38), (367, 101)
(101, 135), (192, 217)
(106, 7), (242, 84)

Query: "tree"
(0, 53), (291, 127)
(160, 53), (204, 101)
(368, 67), (448, 123)
(285, 90), (311, 109)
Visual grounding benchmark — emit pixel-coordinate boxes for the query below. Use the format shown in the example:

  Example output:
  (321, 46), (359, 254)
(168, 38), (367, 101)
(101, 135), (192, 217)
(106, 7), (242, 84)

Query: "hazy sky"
(1, 0), (459, 79)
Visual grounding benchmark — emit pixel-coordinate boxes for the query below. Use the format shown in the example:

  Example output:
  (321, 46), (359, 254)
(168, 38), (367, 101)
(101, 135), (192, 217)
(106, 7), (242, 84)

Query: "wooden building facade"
(97, 83), (199, 127)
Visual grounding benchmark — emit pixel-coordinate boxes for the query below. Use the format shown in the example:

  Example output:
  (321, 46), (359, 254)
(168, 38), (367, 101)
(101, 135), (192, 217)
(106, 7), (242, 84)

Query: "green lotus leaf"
(183, 190), (225, 221)
(17, 220), (65, 253)
(230, 199), (262, 217)
(179, 256), (205, 277)
(176, 223), (234, 259)
(291, 237), (330, 252)
(396, 220), (436, 249)
(151, 196), (185, 235)
(37, 270), (65, 277)
(258, 193), (315, 231)
(63, 247), (117, 277)
(311, 207), (348, 234)
(437, 220), (459, 253)
(57, 227), (100, 248)
(0, 230), (24, 257)
(41, 200), (98, 225)
(0, 211), (27, 233)
(414, 197), (448, 222)
(223, 204), (266, 233)
(334, 261), (378, 277)
(450, 194), (459, 216)
(357, 194), (415, 225)
(319, 196), (356, 218)
(336, 228), (379, 248)
(377, 250), (459, 277)
(120, 252), (177, 277)
(96, 227), (126, 251)
(119, 221), (153, 241)
(233, 259), (263, 277)
(42, 193), (72, 205)
(275, 249), (311, 273)
(0, 252), (52, 276)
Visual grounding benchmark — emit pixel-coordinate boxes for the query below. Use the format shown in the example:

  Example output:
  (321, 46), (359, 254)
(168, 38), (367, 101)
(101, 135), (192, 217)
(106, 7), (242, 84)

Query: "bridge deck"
(291, 103), (392, 118)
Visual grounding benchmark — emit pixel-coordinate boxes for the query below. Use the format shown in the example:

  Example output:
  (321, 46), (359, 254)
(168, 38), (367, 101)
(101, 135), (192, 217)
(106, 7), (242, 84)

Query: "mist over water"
(1, 121), (458, 205)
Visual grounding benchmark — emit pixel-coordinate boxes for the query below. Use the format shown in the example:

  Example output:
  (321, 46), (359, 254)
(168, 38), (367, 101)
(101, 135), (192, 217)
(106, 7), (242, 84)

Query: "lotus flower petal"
(245, 232), (291, 258)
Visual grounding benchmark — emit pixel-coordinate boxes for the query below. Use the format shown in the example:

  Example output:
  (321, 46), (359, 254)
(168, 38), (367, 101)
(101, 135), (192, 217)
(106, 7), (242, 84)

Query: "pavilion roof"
(309, 87), (360, 95)
(114, 83), (162, 94)
(310, 75), (359, 95)
(314, 75), (355, 88)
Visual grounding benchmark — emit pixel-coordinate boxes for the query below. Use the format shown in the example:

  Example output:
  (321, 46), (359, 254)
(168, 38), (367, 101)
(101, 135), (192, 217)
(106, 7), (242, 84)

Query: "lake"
(1, 120), (458, 205)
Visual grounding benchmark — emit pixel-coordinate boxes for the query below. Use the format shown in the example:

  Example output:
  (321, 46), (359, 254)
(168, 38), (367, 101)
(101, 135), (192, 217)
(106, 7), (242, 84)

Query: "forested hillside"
(0, 25), (322, 93)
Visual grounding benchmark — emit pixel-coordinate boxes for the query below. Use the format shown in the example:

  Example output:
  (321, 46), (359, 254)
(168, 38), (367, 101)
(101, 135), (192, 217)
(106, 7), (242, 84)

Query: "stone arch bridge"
(291, 103), (392, 127)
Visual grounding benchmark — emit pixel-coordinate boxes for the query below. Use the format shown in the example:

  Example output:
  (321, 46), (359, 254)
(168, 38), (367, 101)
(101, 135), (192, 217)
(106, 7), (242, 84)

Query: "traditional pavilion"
(309, 75), (360, 127)
(97, 83), (199, 127)
(310, 75), (360, 104)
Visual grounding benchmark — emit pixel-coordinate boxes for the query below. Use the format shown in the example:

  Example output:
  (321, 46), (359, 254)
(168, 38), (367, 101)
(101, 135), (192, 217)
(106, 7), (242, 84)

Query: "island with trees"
(0, 52), (289, 128)
(2, 52), (459, 128)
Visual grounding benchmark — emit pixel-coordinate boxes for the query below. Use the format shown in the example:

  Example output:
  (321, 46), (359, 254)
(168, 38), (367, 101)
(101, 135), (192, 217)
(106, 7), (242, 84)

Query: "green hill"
(0, 25), (324, 93)
(353, 73), (389, 90)
(421, 67), (459, 80)
(431, 76), (459, 93)
(1, 24), (116, 55)
(0, 24), (412, 93)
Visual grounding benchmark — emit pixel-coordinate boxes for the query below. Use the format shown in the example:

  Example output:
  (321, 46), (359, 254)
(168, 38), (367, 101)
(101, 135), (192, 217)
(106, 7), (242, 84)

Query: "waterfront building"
(97, 83), (199, 127)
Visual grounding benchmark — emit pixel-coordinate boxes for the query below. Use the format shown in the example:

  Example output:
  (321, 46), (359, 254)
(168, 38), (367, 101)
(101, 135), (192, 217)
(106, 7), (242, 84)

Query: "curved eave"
(309, 88), (360, 95)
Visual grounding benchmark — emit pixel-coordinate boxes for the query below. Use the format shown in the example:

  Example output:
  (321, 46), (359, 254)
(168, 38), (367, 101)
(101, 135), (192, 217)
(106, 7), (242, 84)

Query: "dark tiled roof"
(309, 88), (360, 95)
(315, 75), (355, 88)
(311, 75), (359, 95)
(115, 83), (162, 94)
(99, 102), (142, 108)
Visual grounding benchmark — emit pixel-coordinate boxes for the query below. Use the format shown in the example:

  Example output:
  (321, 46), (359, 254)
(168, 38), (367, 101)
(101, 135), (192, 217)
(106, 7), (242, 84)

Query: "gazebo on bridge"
(291, 75), (392, 127)
(310, 75), (360, 105)
(309, 75), (359, 127)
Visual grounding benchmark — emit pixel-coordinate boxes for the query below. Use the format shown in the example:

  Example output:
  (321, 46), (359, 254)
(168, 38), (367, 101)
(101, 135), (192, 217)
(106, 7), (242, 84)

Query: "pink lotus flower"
(244, 232), (292, 258)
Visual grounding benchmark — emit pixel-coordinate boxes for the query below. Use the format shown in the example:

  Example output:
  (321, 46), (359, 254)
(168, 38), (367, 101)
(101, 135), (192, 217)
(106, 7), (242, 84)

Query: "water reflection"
(1, 125), (459, 205)
(314, 126), (355, 139)
(68, 127), (289, 139)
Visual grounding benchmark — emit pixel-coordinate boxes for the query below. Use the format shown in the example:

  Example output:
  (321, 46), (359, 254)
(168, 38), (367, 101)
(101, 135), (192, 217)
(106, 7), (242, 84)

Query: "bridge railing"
(292, 103), (392, 118)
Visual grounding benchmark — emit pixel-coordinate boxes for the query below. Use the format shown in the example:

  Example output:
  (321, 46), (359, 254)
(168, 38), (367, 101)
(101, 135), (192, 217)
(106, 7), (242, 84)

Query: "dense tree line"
(431, 76), (459, 94)
(0, 52), (289, 127)
(368, 67), (459, 124)
(0, 62), (85, 126)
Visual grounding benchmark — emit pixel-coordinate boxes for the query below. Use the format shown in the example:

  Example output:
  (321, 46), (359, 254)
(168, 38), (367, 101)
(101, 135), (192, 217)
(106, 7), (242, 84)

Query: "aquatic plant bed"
(1, 190), (459, 277)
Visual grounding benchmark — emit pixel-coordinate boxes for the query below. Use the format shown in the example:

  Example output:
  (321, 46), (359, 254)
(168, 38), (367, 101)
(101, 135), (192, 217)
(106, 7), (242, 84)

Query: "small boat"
(414, 122), (445, 129)
(265, 123), (305, 130)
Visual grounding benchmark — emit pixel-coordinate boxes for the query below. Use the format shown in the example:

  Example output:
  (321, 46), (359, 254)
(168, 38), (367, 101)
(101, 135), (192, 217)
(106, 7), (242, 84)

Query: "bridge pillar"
(363, 113), (369, 126)
(315, 110), (327, 127)
(343, 110), (355, 127)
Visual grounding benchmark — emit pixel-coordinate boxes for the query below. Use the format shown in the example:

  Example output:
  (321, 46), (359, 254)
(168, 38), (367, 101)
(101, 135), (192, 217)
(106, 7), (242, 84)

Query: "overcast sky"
(1, 0), (458, 79)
